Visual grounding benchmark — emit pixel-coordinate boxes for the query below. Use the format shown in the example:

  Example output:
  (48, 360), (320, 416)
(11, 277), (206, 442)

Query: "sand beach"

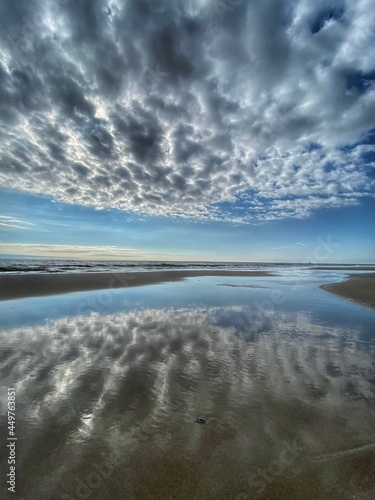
(0, 270), (272, 301)
(321, 272), (375, 309)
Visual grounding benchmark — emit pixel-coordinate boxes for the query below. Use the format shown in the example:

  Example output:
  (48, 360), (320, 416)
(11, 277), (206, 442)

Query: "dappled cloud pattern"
(0, 0), (374, 221)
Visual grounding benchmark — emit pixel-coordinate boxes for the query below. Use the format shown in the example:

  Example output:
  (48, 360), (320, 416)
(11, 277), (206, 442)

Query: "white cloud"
(0, 0), (374, 221)
(0, 243), (184, 260)
(0, 215), (34, 229)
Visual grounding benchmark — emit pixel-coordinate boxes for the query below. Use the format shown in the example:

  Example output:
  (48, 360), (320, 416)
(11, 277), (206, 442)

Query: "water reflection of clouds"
(1, 305), (375, 498)
(2, 306), (375, 417)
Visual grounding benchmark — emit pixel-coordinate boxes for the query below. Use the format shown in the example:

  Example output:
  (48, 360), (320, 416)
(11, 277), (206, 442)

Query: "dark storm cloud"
(0, 0), (374, 220)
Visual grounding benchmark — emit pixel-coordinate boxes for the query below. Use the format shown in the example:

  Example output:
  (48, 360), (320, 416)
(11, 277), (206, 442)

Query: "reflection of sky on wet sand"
(1, 294), (375, 499)
(1, 272), (375, 333)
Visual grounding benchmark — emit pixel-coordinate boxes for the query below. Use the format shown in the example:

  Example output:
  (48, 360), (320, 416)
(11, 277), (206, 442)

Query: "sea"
(0, 258), (369, 274)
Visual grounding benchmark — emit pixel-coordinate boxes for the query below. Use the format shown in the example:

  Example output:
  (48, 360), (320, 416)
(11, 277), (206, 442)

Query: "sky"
(0, 0), (374, 262)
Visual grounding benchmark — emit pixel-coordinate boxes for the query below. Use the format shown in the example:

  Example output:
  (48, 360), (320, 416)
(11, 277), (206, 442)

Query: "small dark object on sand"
(195, 418), (206, 424)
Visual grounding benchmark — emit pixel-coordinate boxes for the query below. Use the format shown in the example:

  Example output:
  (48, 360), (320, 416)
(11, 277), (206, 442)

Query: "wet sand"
(310, 266), (375, 271)
(1, 272), (375, 498)
(321, 272), (375, 309)
(0, 270), (273, 301)
(2, 302), (375, 499)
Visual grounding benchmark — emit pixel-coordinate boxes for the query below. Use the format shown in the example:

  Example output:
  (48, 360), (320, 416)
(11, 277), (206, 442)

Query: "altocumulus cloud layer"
(0, 0), (374, 221)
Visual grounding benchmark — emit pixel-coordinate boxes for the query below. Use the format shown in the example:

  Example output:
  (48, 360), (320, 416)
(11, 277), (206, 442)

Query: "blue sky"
(0, 0), (374, 263)
(1, 188), (374, 263)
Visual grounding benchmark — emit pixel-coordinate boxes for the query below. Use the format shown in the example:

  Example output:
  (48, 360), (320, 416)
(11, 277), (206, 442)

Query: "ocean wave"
(0, 259), (287, 274)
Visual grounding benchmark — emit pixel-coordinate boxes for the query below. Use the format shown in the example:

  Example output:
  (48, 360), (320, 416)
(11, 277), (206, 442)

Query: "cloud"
(0, 243), (183, 260)
(272, 245), (292, 250)
(272, 242), (308, 250)
(0, 0), (374, 221)
(0, 214), (34, 229)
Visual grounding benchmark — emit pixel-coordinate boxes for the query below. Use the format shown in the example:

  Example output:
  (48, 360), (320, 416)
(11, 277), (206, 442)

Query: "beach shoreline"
(309, 266), (375, 271)
(321, 273), (375, 310)
(0, 270), (274, 301)
(2, 270), (375, 310)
